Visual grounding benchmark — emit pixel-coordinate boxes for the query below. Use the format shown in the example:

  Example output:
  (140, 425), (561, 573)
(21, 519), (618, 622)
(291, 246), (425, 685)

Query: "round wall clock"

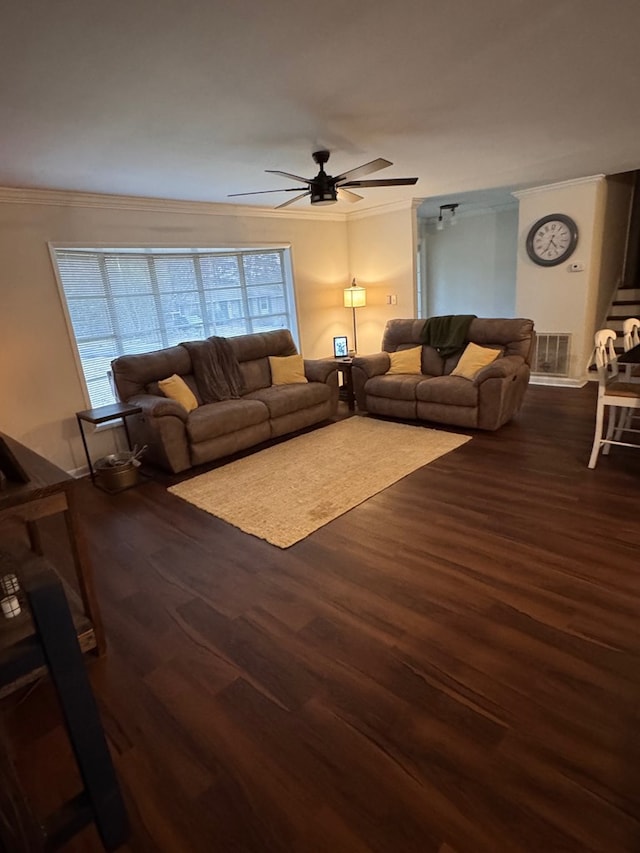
(526, 213), (578, 267)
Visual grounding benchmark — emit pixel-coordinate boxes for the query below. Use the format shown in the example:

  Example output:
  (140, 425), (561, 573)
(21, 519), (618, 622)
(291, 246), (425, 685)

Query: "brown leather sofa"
(111, 330), (338, 473)
(352, 317), (535, 430)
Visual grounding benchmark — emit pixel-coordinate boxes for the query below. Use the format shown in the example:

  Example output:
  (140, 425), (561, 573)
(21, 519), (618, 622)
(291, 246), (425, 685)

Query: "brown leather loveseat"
(352, 317), (535, 430)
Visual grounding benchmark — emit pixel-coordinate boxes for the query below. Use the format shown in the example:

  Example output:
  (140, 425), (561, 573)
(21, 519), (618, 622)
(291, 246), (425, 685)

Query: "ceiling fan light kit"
(228, 149), (418, 209)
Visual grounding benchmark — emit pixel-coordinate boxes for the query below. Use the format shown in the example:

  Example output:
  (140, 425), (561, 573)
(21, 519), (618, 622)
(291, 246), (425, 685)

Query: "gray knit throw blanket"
(181, 337), (245, 403)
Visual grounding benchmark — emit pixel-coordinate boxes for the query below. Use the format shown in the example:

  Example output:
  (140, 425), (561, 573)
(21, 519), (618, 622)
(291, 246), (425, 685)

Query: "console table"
(0, 432), (104, 696)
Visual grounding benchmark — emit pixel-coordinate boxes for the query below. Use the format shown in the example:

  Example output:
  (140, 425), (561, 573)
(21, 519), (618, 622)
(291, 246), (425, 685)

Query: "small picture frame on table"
(0, 436), (30, 484)
(333, 335), (349, 358)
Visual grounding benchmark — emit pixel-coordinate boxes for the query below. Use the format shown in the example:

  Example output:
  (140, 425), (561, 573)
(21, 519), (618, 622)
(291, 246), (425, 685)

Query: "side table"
(75, 402), (142, 485)
(329, 358), (355, 411)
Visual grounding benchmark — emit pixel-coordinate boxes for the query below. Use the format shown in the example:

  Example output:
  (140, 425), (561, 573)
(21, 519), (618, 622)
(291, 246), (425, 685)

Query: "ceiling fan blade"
(337, 187), (363, 203)
(227, 187), (309, 197)
(340, 177), (419, 188)
(334, 158), (392, 183)
(265, 169), (310, 183)
(275, 191), (311, 209)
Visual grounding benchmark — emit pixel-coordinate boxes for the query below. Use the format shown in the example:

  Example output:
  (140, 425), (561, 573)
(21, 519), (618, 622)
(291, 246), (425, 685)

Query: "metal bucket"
(94, 454), (139, 492)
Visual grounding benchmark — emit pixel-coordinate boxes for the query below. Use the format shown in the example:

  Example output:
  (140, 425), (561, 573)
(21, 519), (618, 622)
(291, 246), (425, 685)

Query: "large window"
(52, 247), (298, 407)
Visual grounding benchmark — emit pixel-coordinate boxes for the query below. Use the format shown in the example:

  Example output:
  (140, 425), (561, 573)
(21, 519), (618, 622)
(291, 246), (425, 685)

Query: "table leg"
(344, 367), (355, 412)
(63, 487), (106, 656)
(122, 415), (135, 451)
(76, 415), (95, 483)
(26, 521), (43, 555)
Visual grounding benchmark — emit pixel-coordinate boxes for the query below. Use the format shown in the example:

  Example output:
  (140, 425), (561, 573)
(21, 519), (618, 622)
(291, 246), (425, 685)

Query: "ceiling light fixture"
(436, 203), (460, 230)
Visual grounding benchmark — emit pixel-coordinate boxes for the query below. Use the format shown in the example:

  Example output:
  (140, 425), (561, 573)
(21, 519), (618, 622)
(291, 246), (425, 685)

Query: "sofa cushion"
(365, 374), (430, 401)
(158, 374), (199, 412)
(467, 317), (535, 360)
(244, 382), (330, 419)
(269, 354), (308, 385)
(229, 329), (299, 393)
(186, 399), (269, 443)
(386, 346), (422, 375)
(112, 344), (192, 402)
(450, 343), (502, 380)
(148, 373), (202, 404)
(415, 375), (478, 406)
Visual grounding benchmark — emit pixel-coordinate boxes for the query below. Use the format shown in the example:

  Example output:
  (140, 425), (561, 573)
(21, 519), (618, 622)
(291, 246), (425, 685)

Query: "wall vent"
(532, 333), (571, 377)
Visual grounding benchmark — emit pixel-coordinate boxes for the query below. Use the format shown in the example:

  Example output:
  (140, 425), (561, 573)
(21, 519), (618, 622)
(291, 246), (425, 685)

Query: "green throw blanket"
(419, 314), (476, 358)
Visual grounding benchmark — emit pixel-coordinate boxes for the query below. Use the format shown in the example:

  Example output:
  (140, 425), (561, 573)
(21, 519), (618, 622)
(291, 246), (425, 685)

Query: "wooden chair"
(622, 317), (640, 382)
(623, 317), (640, 351)
(588, 329), (640, 468)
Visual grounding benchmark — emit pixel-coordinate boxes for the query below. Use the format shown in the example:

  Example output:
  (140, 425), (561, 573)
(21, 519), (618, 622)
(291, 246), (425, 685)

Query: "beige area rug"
(168, 418), (471, 548)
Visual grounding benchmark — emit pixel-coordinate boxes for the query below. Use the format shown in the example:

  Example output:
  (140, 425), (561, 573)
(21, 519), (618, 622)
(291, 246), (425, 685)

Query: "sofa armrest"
(473, 355), (524, 386)
(304, 358), (339, 384)
(127, 393), (189, 422)
(352, 352), (391, 379)
(351, 352), (391, 410)
(125, 393), (191, 472)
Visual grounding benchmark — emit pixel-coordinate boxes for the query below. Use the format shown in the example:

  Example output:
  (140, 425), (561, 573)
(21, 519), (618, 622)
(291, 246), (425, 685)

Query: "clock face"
(526, 214), (578, 267)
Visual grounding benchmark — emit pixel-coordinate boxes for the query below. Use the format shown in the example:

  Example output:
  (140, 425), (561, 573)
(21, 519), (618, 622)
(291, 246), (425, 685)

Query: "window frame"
(49, 242), (300, 409)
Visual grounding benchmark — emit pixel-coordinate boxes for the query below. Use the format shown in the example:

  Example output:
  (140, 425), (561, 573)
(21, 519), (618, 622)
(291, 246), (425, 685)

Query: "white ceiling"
(2, 0), (640, 213)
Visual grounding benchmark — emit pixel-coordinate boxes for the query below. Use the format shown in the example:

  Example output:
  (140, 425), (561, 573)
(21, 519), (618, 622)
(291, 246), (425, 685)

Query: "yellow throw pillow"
(450, 342), (501, 380)
(158, 374), (199, 412)
(269, 354), (308, 385)
(386, 346), (423, 375)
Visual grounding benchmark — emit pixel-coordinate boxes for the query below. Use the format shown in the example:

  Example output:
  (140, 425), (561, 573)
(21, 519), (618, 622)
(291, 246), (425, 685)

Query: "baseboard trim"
(530, 376), (588, 388)
(69, 465), (89, 479)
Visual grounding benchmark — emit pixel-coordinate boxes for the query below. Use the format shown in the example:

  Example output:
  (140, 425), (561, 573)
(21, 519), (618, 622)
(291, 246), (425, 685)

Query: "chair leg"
(588, 400), (606, 468)
(613, 407), (629, 442)
(603, 406), (618, 455)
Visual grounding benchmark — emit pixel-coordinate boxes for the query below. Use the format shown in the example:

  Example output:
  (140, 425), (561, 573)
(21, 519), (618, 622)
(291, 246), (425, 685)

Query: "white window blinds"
(53, 247), (296, 407)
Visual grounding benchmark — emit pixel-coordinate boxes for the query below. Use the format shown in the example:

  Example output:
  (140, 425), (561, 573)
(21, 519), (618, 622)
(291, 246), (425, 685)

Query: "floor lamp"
(343, 279), (367, 355)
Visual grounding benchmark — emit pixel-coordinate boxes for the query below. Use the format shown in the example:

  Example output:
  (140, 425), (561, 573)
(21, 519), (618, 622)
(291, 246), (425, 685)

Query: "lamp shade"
(343, 284), (367, 308)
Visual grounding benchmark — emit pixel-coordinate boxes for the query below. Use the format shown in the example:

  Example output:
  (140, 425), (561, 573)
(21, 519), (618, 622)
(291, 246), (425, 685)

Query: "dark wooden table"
(617, 342), (640, 380)
(329, 357), (355, 411)
(0, 432), (104, 688)
(617, 342), (640, 364)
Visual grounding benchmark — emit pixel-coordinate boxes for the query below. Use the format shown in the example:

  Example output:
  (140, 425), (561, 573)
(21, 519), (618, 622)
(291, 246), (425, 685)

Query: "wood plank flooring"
(2, 383), (640, 852)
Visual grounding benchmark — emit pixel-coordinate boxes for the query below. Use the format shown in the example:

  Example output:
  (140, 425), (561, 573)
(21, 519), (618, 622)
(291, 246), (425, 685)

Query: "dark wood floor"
(3, 384), (640, 852)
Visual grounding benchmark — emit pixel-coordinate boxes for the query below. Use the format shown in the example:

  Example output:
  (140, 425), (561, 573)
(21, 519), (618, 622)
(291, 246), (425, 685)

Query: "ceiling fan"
(227, 149), (418, 209)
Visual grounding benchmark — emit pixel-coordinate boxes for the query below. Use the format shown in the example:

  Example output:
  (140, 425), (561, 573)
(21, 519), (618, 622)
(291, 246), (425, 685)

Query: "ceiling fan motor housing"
(310, 180), (337, 205)
(310, 150), (337, 204)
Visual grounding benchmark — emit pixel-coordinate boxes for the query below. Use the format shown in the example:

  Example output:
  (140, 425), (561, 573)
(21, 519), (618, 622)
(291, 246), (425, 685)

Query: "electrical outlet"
(390, 294), (397, 305)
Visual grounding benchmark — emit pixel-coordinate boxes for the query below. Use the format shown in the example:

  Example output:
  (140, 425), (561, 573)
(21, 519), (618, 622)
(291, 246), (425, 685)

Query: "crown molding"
(512, 174), (606, 199)
(346, 197), (417, 221)
(0, 186), (348, 221)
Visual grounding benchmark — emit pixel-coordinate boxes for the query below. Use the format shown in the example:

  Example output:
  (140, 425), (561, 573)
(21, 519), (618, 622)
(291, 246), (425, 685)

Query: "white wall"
(0, 189), (349, 471)
(514, 175), (632, 382)
(420, 206), (517, 318)
(346, 202), (417, 355)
